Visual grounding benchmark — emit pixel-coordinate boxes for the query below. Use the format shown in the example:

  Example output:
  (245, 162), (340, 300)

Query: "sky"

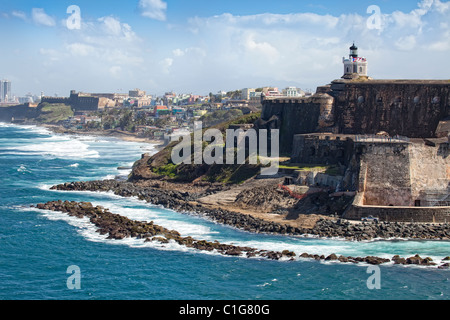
(0, 0), (449, 98)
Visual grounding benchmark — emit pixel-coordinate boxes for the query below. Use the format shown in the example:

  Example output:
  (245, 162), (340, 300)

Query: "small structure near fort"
(259, 44), (450, 222)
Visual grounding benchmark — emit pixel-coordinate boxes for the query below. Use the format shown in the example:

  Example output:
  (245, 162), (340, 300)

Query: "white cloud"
(24, 0), (450, 96)
(182, 0), (450, 90)
(97, 16), (140, 43)
(66, 43), (96, 57)
(243, 33), (280, 62)
(12, 11), (26, 21)
(173, 48), (185, 57)
(395, 35), (417, 51)
(138, 0), (167, 21)
(109, 66), (122, 78)
(32, 8), (55, 27)
(36, 15), (147, 94)
(160, 58), (173, 74)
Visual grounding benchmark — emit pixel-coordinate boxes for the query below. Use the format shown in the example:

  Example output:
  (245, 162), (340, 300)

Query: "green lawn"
(37, 103), (74, 123)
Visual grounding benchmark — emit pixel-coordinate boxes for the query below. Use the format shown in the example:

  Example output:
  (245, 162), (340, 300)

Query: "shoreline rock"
(32, 200), (450, 269)
(33, 200), (450, 268)
(50, 180), (450, 241)
(33, 201), (294, 261)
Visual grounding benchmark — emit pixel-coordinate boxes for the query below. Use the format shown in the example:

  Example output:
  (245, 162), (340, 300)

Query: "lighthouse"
(342, 43), (368, 79)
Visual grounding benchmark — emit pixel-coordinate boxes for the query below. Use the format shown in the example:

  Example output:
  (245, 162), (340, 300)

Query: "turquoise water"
(0, 123), (449, 300)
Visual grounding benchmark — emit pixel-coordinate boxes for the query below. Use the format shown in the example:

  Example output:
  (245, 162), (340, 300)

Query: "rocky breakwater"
(50, 180), (450, 242)
(33, 200), (295, 261)
(33, 201), (450, 268)
(50, 180), (306, 235)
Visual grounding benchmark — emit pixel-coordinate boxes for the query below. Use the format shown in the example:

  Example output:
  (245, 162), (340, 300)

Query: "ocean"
(0, 122), (449, 300)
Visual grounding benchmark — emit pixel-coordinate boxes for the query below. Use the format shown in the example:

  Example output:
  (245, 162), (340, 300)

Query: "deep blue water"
(0, 123), (449, 300)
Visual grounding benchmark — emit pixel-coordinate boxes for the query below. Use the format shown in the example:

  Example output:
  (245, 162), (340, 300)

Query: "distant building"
(283, 87), (305, 98)
(0, 80), (12, 103)
(241, 88), (256, 100)
(154, 105), (169, 117)
(263, 87), (282, 97)
(129, 88), (146, 98)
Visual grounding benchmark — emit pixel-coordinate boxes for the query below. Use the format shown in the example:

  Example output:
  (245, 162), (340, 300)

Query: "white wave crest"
(5, 139), (100, 159)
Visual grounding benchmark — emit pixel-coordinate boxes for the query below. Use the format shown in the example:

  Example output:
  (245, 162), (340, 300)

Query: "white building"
(283, 87), (305, 97)
(241, 88), (256, 100)
(342, 43), (368, 79)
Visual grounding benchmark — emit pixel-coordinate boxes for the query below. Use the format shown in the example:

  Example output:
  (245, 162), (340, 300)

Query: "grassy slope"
(36, 103), (74, 123)
(131, 112), (263, 184)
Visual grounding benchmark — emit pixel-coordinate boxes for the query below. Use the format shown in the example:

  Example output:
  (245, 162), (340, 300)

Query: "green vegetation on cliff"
(199, 109), (243, 127)
(36, 103), (74, 124)
(130, 112), (263, 184)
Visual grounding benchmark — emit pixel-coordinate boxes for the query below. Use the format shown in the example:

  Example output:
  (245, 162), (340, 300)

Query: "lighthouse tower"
(342, 43), (368, 79)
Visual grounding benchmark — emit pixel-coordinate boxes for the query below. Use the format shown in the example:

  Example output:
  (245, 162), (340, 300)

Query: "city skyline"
(0, 0), (449, 98)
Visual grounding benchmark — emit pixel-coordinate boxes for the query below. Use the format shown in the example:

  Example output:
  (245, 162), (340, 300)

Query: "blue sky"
(0, 0), (449, 97)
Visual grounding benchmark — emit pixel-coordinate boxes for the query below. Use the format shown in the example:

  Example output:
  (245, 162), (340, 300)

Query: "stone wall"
(41, 92), (100, 112)
(342, 138), (450, 222)
(358, 141), (413, 206)
(331, 80), (450, 138)
(356, 139), (450, 207)
(261, 94), (331, 154)
(291, 134), (354, 166)
(409, 140), (450, 206)
(344, 202), (450, 223)
(0, 105), (38, 122)
(262, 79), (450, 154)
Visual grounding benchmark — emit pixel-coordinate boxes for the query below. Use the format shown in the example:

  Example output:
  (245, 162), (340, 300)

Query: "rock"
(421, 257), (436, 266)
(392, 255), (406, 265)
(364, 256), (390, 265)
(325, 253), (338, 261)
(152, 237), (169, 244)
(406, 254), (423, 265)
(225, 248), (242, 256)
(281, 250), (296, 258)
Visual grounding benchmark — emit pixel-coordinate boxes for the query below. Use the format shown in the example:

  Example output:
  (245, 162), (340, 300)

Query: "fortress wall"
(343, 140), (450, 222)
(409, 141), (450, 206)
(0, 105), (38, 122)
(291, 134), (354, 165)
(358, 142), (413, 206)
(333, 81), (450, 137)
(262, 80), (449, 155)
(262, 98), (322, 154)
(344, 204), (450, 223)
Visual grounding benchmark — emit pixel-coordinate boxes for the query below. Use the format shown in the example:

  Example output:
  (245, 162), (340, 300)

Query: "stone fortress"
(258, 44), (450, 222)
